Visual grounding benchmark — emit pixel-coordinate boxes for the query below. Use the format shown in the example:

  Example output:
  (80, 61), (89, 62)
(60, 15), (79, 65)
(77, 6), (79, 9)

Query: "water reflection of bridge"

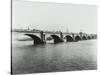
(13, 30), (97, 45)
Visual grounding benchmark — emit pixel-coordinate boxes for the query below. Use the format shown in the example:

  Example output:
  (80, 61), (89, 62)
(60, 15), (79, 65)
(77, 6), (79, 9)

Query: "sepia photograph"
(11, 0), (97, 74)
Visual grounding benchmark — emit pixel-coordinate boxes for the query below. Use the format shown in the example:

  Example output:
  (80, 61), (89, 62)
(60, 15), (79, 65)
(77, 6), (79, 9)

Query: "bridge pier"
(40, 31), (43, 41)
(43, 34), (45, 41)
(60, 32), (64, 42)
(79, 32), (83, 40)
(72, 33), (75, 41)
(60, 32), (63, 39)
(40, 31), (46, 44)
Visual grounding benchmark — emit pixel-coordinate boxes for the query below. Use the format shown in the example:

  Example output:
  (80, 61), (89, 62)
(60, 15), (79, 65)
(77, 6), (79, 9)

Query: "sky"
(12, 0), (97, 34)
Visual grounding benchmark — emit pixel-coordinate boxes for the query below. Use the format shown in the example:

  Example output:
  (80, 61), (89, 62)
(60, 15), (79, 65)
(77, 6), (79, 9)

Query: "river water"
(12, 32), (97, 74)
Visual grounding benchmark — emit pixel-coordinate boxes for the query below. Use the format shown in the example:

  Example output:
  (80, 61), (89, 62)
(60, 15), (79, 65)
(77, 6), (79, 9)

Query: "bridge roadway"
(13, 30), (97, 45)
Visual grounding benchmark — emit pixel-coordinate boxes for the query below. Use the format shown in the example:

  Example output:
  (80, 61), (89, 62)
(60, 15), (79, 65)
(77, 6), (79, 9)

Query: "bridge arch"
(91, 35), (97, 39)
(24, 34), (45, 45)
(75, 36), (81, 41)
(87, 36), (91, 39)
(51, 35), (63, 43)
(46, 36), (53, 40)
(65, 35), (73, 42)
(82, 36), (87, 40)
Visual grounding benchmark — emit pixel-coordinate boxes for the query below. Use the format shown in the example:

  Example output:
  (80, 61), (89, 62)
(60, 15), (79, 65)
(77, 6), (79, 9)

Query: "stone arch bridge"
(20, 31), (97, 45)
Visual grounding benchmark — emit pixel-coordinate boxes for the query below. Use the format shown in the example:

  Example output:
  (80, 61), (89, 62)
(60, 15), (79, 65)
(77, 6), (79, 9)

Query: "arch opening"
(51, 35), (64, 43)
(87, 36), (91, 39)
(82, 36), (87, 40)
(24, 34), (45, 45)
(75, 36), (81, 41)
(66, 35), (73, 42)
(92, 35), (97, 39)
(46, 36), (53, 41)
